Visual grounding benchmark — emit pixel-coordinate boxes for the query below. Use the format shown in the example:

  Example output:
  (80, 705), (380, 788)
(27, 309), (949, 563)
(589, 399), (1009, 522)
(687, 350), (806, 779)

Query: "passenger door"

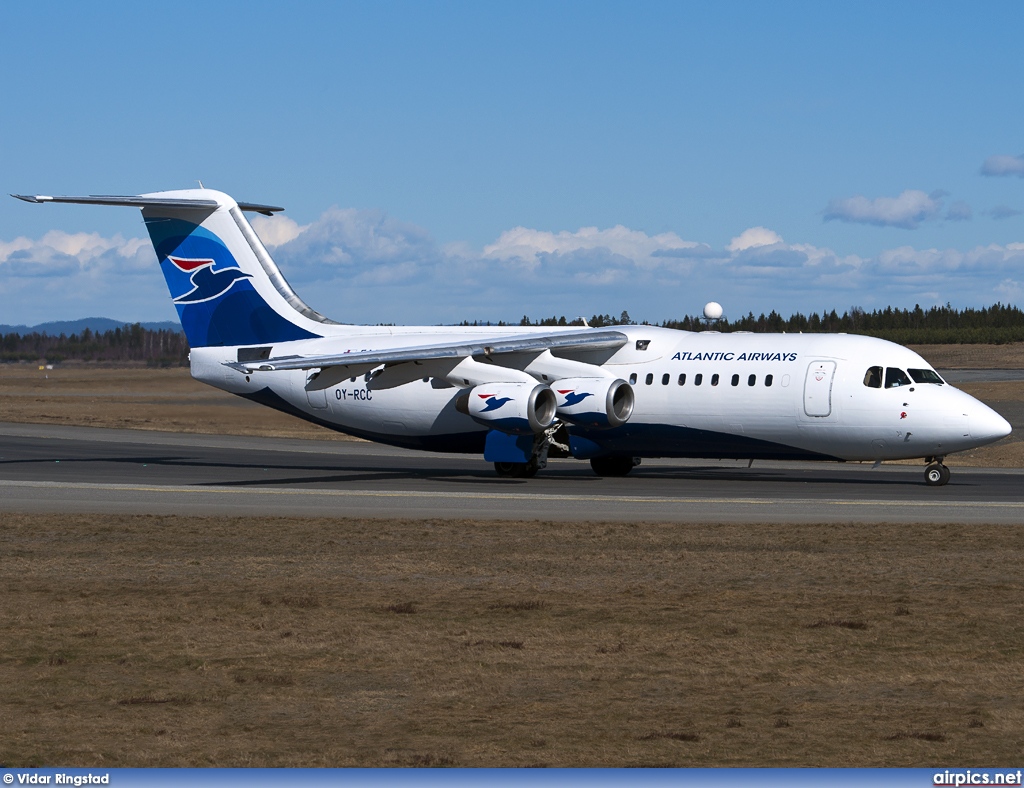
(803, 361), (836, 417)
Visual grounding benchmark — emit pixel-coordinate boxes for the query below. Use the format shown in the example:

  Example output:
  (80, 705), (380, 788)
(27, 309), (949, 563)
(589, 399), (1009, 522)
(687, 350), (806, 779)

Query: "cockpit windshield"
(908, 368), (944, 385)
(884, 367), (913, 388)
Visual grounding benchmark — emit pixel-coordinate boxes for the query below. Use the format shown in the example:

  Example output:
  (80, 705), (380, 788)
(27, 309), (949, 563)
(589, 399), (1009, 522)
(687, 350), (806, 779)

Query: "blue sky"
(2, 1), (1024, 326)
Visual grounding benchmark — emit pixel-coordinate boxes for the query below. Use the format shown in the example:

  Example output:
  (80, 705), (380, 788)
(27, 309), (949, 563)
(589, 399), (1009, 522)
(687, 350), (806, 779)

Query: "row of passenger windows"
(863, 366), (944, 389)
(629, 372), (774, 388)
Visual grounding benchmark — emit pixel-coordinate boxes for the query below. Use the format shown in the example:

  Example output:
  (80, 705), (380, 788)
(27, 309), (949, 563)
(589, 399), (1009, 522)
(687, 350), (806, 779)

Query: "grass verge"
(1, 513), (1021, 766)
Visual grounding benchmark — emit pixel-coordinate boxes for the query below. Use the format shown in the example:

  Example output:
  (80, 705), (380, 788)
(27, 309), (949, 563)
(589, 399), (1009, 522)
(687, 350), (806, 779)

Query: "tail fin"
(143, 189), (336, 347)
(14, 189), (334, 348)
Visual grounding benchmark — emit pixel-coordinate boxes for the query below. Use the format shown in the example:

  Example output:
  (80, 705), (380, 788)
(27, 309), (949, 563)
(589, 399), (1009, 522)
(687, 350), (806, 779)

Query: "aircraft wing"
(228, 329), (629, 372)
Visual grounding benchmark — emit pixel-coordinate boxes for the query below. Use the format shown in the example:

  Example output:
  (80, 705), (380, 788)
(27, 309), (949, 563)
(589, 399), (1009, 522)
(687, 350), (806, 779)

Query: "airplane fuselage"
(190, 325), (1008, 464)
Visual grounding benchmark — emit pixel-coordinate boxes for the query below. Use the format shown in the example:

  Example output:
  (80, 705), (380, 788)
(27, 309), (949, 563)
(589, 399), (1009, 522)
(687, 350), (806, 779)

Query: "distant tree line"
(3, 303), (1024, 365)
(1, 324), (189, 365)
(515, 303), (1024, 345)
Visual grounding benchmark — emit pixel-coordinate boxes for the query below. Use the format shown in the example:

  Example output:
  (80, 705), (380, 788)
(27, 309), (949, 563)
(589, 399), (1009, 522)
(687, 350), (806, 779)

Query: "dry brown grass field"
(908, 342), (1024, 369)
(0, 362), (353, 441)
(1, 514), (1021, 767)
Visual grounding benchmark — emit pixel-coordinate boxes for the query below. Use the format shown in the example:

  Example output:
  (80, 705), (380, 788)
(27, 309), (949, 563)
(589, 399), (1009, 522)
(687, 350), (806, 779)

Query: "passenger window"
(711, 373), (720, 386)
(731, 374), (739, 387)
(908, 368), (944, 385)
(629, 373), (637, 384)
(885, 368), (912, 389)
(695, 373), (703, 386)
(765, 374), (773, 387)
(863, 366), (882, 388)
(748, 374), (756, 386)
(662, 373), (669, 385)
(645, 373), (654, 385)
(678, 373), (686, 386)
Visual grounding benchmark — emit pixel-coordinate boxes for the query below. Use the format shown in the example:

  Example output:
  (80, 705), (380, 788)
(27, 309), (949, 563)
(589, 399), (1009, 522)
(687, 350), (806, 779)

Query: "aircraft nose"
(971, 405), (1012, 443)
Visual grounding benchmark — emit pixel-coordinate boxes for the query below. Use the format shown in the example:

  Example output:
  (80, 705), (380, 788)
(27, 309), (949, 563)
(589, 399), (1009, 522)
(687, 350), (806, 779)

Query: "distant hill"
(0, 318), (183, 336)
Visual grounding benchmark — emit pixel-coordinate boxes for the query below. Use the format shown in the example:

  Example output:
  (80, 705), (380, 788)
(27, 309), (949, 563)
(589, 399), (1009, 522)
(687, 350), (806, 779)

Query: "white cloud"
(4, 205), (1024, 327)
(250, 214), (309, 247)
(0, 231), (153, 277)
(0, 237), (34, 261)
(867, 244), (1024, 291)
(271, 207), (440, 281)
(482, 225), (701, 271)
(996, 279), (1024, 300)
(981, 154), (1024, 177)
(823, 189), (942, 229)
(0, 230), (169, 325)
(258, 210), (1021, 321)
(727, 227), (783, 252)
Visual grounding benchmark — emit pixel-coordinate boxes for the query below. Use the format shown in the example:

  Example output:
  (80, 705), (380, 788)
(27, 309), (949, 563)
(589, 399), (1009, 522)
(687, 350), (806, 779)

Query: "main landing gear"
(924, 457), (951, 486)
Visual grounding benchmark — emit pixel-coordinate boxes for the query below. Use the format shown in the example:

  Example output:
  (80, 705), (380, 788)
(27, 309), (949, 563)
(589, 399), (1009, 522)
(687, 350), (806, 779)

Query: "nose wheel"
(924, 461), (950, 486)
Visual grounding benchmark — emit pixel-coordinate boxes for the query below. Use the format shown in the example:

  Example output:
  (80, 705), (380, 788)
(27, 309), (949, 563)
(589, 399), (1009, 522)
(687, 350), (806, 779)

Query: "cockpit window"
(863, 366), (882, 388)
(908, 368), (944, 385)
(884, 367), (913, 388)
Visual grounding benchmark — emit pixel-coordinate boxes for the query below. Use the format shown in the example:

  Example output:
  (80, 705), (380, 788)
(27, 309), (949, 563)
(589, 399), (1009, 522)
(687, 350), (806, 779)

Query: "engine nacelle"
(552, 377), (634, 429)
(456, 382), (558, 435)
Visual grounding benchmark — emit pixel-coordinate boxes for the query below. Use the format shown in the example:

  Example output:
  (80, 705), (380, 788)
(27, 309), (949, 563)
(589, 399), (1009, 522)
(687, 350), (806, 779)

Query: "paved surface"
(2, 422), (1023, 524)
(939, 369), (1024, 383)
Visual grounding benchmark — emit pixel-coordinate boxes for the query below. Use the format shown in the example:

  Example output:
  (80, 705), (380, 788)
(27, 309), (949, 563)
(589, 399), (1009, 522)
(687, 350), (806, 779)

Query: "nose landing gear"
(924, 457), (950, 486)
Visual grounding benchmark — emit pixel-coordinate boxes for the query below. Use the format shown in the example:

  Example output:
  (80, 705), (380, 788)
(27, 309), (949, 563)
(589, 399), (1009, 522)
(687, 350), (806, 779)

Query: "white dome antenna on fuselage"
(701, 301), (725, 329)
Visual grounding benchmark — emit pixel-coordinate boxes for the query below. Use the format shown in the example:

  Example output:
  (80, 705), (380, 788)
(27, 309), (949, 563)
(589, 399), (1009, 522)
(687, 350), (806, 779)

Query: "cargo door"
(803, 361), (836, 417)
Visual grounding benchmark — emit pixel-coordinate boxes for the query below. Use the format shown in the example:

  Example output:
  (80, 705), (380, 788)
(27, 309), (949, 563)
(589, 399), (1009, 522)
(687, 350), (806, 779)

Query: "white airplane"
(14, 188), (1012, 485)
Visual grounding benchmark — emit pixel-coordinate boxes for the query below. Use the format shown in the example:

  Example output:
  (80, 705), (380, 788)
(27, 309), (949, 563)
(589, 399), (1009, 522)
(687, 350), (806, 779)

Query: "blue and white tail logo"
(148, 217), (318, 348)
(168, 256), (251, 304)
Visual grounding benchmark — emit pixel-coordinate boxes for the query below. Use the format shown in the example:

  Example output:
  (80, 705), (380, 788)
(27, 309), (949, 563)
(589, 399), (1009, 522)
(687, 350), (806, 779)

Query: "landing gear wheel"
(590, 456), (636, 477)
(494, 460), (539, 478)
(924, 462), (950, 486)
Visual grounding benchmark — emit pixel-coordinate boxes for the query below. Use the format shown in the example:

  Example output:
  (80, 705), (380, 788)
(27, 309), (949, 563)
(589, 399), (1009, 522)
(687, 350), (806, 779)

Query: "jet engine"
(456, 382), (558, 435)
(552, 377), (634, 429)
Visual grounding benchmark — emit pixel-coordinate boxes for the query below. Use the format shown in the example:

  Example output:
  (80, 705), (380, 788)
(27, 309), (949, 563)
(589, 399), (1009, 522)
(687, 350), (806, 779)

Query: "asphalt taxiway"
(2, 421), (1022, 523)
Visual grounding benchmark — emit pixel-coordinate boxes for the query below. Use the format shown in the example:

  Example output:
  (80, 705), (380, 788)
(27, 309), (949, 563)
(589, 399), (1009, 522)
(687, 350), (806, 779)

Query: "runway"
(2, 421), (1022, 523)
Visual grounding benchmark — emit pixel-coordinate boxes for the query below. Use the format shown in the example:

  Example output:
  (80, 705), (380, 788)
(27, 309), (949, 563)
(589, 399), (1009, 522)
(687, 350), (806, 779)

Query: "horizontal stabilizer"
(228, 329), (629, 373)
(11, 194), (284, 215)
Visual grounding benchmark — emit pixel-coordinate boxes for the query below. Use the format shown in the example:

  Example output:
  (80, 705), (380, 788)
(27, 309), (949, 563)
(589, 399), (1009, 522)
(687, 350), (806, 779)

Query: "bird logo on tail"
(168, 256), (251, 304)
